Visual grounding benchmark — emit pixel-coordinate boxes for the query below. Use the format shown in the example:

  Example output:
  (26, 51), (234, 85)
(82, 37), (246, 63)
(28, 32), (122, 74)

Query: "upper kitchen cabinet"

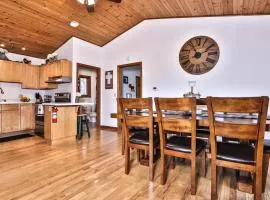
(21, 64), (39, 89)
(0, 60), (22, 83)
(48, 59), (72, 77)
(39, 65), (58, 89)
(0, 59), (71, 90)
(57, 60), (72, 77)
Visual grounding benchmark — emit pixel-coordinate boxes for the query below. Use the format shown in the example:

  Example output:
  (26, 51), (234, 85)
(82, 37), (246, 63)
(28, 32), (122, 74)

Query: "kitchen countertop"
(0, 101), (35, 104)
(42, 102), (94, 106)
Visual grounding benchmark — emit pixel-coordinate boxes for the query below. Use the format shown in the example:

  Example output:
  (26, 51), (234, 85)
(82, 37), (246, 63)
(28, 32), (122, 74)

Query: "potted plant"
(0, 48), (8, 60)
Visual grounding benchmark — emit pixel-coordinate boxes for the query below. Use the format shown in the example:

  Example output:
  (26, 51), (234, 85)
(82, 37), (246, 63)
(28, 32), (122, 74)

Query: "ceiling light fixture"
(77, 0), (95, 5)
(70, 21), (80, 28)
(22, 47), (26, 51)
(0, 44), (5, 47)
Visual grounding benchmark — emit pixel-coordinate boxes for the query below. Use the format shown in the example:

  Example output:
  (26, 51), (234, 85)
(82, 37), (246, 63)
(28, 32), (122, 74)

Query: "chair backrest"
(155, 98), (197, 154)
(119, 98), (153, 128)
(119, 98), (154, 144)
(207, 96), (269, 162)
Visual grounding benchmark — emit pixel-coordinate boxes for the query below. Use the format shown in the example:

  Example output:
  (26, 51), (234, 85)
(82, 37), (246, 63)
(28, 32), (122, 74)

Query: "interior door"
(136, 76), (141, 98)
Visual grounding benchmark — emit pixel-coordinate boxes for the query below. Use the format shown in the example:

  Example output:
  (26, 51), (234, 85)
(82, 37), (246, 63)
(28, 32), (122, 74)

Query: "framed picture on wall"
(123, 76), (128, 84)
(105, 70), (113, 89)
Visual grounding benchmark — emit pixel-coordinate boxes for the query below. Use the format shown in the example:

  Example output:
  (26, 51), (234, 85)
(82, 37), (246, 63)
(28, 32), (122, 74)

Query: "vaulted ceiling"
(1, 0), (270, 58)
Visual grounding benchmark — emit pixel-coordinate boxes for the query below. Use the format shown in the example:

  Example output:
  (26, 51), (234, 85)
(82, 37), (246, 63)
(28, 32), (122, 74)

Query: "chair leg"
(85, 118), (90, 138)
(149, 146), (154, 181)
(121, 127), (125, 155)
(254, 167), (263, 200)
(262, 154), (270, 193)
(80, 119), (84, 139)
(78, 117), (82, 140)
(200, 150), (206, 177)
(160, 153), (166, 185)
(191, 158), (196, 195)
(211, 163), (217, 200)
(137, 150), (141, 162)
(171, 157), (175, 169)
(125, 145), (130, 175)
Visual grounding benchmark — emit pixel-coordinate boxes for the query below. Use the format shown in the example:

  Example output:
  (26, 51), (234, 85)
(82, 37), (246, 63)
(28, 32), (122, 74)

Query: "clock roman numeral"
(182, 60), (190, 66)
(208, 51), (217, 56)
(180, 55), (189, 60)
(195, 64), (200, 73)
(195, 38), (201, 46)
(206, 57), (216, 64)
(206, 43), (215, 51)
(202, 38), (208, 47)
(186, 64), (195, 72)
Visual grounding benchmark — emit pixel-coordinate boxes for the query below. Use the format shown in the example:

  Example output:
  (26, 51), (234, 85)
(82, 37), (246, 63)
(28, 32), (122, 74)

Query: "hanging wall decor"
(105, 70), (113, 89)
(179, 36), (220, 75)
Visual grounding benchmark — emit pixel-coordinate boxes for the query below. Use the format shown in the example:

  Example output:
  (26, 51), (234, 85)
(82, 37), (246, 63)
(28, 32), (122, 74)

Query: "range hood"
(45, 76), (72, 84)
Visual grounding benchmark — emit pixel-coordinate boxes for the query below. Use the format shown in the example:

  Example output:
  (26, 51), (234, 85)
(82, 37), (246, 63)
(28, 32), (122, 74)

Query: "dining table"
(111, 98), (270, 194)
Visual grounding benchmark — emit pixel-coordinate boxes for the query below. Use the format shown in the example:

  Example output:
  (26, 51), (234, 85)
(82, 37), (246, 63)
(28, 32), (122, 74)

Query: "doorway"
(117, 62), (142, 129)
(117, 62), (142, 99)
(77, 63), (101, 127)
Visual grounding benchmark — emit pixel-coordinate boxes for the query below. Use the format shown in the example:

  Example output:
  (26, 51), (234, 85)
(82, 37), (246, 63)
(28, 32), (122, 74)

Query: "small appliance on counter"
(35, 92), (43, 103)
(44, 95), (52, 103)
(54, 92), (71, 103)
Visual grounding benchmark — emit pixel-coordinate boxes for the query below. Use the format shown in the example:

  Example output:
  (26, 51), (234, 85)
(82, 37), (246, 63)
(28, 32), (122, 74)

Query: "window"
(78, 75), (91, 97)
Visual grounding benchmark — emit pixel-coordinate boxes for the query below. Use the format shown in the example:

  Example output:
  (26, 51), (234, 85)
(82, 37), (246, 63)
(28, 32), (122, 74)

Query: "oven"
(35, 104), (44, 137)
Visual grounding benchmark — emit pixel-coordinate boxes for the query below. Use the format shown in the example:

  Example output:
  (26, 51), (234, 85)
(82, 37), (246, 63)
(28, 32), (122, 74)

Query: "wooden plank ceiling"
(0, 0), (270, 58)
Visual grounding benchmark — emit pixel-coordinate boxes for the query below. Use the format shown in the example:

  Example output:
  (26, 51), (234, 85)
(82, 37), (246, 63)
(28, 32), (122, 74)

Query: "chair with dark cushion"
(120, 97), (157, 181)
(207, 96), (269, 200)
(155, 97), (207, 195)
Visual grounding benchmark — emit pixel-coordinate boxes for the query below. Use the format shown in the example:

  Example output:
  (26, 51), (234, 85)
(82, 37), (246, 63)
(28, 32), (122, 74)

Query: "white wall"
(102, 15), (270, 127)
(0, 52), (45, 101)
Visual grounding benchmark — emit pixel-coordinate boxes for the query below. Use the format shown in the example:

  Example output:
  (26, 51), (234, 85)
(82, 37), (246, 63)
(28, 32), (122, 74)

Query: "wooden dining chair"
(119, 97), (158, 181)
(262, 139), (270, 193)
(155, 97), (207, 195)
(207, 96), (269, 200)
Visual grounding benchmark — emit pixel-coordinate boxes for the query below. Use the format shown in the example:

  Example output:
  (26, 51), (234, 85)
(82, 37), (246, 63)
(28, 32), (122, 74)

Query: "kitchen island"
(43, 103), (94, 144)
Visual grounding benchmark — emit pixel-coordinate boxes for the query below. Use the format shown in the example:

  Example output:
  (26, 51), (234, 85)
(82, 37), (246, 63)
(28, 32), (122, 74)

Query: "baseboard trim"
(100, 125), (118, 131)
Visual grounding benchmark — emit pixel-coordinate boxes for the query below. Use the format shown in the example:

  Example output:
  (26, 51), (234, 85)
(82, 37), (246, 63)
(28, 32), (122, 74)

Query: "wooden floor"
(0, 129), (270, 200)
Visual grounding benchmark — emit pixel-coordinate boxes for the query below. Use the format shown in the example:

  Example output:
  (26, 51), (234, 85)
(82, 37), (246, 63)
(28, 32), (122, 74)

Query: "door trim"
(77, 63), (101, 127)
(117, 62), (142, 99)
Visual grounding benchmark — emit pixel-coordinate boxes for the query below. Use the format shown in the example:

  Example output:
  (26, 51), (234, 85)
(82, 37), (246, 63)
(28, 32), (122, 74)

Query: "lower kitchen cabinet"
(21, 104), (35, 130)
(2, 110), (21, 133)
(0, 104), (35, 134)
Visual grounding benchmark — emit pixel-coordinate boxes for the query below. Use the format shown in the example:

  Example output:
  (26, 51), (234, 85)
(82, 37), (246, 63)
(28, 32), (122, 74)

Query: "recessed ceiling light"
(22, 47), (26, 51)
(78, 0), (95, 5)
(0, 44), (5, 47)
(70, 21), (80, 28)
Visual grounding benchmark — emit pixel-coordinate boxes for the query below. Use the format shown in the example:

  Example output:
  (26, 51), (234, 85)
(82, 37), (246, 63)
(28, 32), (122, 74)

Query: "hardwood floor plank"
(0, 129), (269, 199)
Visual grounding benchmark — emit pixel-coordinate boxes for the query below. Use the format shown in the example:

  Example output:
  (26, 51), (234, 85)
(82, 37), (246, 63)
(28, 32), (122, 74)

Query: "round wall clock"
(179, 36), (220, 75)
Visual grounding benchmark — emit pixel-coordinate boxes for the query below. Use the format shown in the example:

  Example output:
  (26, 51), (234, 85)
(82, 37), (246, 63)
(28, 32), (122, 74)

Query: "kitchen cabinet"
(0, 105), (1, 135)
(21, 104), (35, 130)
(39, 65), (58, 89)
(1, 104), (21, 133)
(0, 59), (71, 90)
(0, 60), (22, 83)
(54, 60), (72, 77)
(21, 64), (39, 89)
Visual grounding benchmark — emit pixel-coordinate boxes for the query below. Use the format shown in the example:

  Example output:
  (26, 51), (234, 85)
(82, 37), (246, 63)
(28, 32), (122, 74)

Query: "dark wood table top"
(111, 112), (270, 131)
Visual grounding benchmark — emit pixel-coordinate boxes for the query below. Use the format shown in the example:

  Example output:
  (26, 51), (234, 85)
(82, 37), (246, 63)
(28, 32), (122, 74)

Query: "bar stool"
(77, 113), (90, 140)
